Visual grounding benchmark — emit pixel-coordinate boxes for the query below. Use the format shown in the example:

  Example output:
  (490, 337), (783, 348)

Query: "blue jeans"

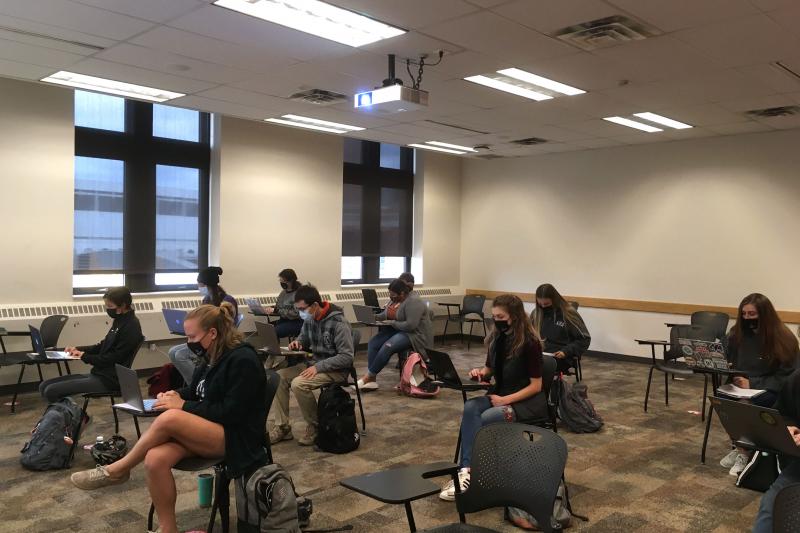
(753, 458), (800, 532)
(366, 329), (412, 377)
(275, 318), (303, 339)
(459, 396), (516, 468)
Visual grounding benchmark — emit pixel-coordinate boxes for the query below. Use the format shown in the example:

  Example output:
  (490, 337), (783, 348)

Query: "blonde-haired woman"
(531, 283), (590, 374)
(71, 303), (267, 533)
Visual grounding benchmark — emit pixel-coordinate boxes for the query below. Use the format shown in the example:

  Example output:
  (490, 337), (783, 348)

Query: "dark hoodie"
(534, 307), (591, 365)
(78, 310), (143, 389)
(725, 330), (799, 394)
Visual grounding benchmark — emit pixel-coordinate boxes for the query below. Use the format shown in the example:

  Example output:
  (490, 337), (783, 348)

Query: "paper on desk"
(717, 383), (766, 399)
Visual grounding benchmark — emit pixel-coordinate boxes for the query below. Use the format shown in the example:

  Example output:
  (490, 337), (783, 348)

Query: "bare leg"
(106, 409), (224, 478)
(144, 442), (190, 533)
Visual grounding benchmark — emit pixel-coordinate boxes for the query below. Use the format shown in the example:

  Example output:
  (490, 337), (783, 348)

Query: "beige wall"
(461, 129), (800, 356)
(0, 77), (74, 303)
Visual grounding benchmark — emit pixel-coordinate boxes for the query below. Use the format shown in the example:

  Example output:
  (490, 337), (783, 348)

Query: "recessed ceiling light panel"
(603, 116), (663, 133)
(213, 0), (406, 47)
(266, 114), (365, 134)
(633, 112), (692, 129)
(464, 67), (586, 101)
(464, 75), (552, 101)
(425, 141), (477, 152)
(408, 143), (467, 155)
(497, 68), (585, 96)
(40, 71), (184, 102)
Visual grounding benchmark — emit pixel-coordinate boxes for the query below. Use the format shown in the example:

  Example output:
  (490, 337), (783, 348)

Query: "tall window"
(342, 139), (414, 284)
(74, 91), (210, 294)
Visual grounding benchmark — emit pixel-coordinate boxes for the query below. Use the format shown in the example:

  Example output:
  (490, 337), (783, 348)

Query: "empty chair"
(691, 311), (730, 341)
(773, 482), (800, 533)
(440, 295), (487, 349)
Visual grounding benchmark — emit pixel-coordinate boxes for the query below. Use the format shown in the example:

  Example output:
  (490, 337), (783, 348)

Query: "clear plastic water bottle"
(96, 435), (104, 445)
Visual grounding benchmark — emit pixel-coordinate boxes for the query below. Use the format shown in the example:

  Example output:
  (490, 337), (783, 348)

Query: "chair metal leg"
(64, 361), (71, 375)
(404, 501), (417, 532)
(453, 426), (462, 465)
(664, 371), (669, 406)
(110, 395), (119, 434)
(82, 396), (91, 415)
(701, 375), (708, 422)
(147, 503), (156, 531)
(701, 398), (715, 464)
(481, 317), (487, 342)
(467, 321), (474, 350)
(354, 380), (366, 433)
(56, 362), (63, 377)
(644, 366), (654, 413)
(11, 364), (26, 414)
(36, 363), (44, 382)
(441, 319), (449, 345)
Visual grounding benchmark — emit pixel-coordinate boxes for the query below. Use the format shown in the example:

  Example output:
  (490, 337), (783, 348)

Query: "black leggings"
(39, 373), (110, 403)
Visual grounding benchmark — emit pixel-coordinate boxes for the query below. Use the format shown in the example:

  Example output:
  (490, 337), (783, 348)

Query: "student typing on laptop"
(71, 302), (267, 533)
(39, 287), (142, 403)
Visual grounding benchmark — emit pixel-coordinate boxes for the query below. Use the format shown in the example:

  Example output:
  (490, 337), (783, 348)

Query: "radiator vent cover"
(289, 88), (348, 106)
(553, 15), (660, 51)
(745, 105), (800, 118)
(0, 301), (154, 318)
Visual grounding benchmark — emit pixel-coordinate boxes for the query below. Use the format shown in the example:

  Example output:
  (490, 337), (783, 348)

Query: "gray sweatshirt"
(275, 288), (300, 320)
(376, 291), (433, 356)
(297, 303), (354, 373)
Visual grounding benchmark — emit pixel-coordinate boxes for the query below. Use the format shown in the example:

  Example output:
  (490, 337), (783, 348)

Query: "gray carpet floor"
(0, 343), (761, 532)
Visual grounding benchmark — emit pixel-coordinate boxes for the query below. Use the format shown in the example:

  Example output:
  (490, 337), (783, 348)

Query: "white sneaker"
(720, 449), (739, 469)
(729, 453), (749, 476)
(354, 379), (378, 391)
(439, 468), (470, 501)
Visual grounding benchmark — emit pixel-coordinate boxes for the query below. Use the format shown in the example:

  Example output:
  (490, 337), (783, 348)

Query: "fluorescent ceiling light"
(40, 71), (184, 102)
(633, 112), (692, 129)
(464, 75), (552, 101)
(497, 68), (585, 96)
(425, 141), (477, 153)
(265, 114), (364, 134)
(409, 143), (467, 155)
(603, 116), (663, 133)
(213, 0), (406, 47)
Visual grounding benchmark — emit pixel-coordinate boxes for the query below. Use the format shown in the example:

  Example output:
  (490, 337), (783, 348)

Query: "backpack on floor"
(396, 352), (439, 399)
(507, 480), (573, 530)
(146, 363), (184, 396)
(316, 384), (360, 454)
(557, 378), (603, 433)
(736, 451), (781, 492)
(20, 397), (84, 470)
(235, 463), (304, 533)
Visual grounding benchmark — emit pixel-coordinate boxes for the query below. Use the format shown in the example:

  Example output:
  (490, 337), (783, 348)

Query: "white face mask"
(199, 286), (210, 298)
(299, 309), (312, 321)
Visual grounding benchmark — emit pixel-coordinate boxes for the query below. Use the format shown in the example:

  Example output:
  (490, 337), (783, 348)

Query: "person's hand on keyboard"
(154, 390), (184, 410)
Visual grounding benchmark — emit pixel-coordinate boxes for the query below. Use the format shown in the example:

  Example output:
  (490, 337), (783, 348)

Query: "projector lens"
(358, 93), (372, 107)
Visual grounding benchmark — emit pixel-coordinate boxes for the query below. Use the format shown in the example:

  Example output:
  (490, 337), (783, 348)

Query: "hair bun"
(214, 266), (223, 275)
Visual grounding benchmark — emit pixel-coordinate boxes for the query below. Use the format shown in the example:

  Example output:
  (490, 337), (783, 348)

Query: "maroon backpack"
(146, 363), (184, 396)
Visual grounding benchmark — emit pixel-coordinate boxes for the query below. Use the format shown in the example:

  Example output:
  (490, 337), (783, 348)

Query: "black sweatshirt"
(536, 307), (591, 361)
(78, 310), (143, 389)
(725, 330), (799, 394)
(773, 369), (800, 464)
(178, 343), (268, 478)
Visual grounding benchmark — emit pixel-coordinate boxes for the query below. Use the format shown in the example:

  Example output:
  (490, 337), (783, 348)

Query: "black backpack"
(20, 397), (84, 470)
(557, 379), (603, 433)
(315, 384), (360, 454)
(736, 451), (781, 492)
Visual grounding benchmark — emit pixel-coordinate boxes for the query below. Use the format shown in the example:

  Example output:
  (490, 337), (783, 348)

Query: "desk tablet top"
(340, 461), (457, 504)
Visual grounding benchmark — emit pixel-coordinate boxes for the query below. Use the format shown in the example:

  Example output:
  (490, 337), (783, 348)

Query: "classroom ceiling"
(2, 0), (800, 158)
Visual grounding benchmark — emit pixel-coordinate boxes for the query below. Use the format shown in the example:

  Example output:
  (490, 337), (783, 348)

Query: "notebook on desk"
(717, 383), (766, 400)
(678, 338), (728, 370)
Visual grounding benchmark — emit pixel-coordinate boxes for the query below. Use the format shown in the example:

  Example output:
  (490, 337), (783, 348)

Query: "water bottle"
(96, 435), (104, 446)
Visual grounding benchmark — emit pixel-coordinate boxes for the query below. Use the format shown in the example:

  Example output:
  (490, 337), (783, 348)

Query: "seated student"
(440, 294), (546, 502)
(267, 268), (303, 340)
(398, 272), (415, 291)
(752, 369), (800, 533)
(71, 303), (267, 533)
(40, 287), (142, 403)
(530, 283), (590, 374)
(721, 293), (800, 476)
(168, 266), (237, 384)
(355, 278), (433, 391)
(268, 285), (354, 445)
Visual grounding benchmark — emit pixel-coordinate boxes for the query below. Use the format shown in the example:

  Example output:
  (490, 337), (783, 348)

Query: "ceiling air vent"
(553, 15), (660, 51)
(476, 154), (504, 160)
(289, 88), (348, 106)
(510, 137), (548, 146)
(745, 106), (800, 118)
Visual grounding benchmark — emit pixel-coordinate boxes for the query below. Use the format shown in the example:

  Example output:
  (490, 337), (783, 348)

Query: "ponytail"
(186, 303), (242, 364)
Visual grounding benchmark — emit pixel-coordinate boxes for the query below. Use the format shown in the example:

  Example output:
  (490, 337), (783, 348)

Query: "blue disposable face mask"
(199, 286), (210, 298)
(298, 309), (312, 321)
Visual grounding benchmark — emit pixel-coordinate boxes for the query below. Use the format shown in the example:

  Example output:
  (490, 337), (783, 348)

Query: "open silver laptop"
(254, 321), (307, 357)
(28, 325), (73, 360)
(114, 364), (159, 412)
(352, 304), (388, 326)
(246, 298), (271, 316)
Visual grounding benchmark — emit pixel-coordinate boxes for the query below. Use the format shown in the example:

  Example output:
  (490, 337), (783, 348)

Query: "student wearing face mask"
(720, 293), (800, 476)
(355, 278), (433, 391)
(40, 287), (143, 403)
(440, 294), (546, 502)
(168, 266), (238, 384)
(266, 268), (303, 340)
(530, 283), (590, 374)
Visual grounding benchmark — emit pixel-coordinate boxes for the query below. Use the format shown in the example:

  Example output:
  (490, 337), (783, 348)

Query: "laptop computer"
(711, 396), (800, 457)
(254, 321), (307, 357)
(678, 338), (729, 370)
(426, 349), (491, 391)
(361, 288), (381, 311)
(114, 364), (159, 412)
(162, 308), (188, 336)
(28, 325), (73, 360)
(352, 305), (388, 326)
(246, 298), (271, 316)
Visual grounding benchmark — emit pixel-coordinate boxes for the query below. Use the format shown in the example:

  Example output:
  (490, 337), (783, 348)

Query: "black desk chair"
(638, 324), (714, 420)
(337, 329), (366, 433)
(773, 482), (800, 533)
(423, 424), (568, 533)
(439, 295), (487, 349)
(146, 368), (279, 533)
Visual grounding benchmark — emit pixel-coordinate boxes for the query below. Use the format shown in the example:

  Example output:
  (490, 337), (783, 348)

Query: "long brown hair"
(185, 302), (242, 364)
(731, 293), (798, 367)
(531, 284), (587, 338)
(487, 294), (540, 357)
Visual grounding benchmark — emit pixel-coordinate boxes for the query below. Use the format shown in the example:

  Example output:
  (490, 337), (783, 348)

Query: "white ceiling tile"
(0, 14), (115, 50)
(465, 0), (514, 8)
(649, 103), (747, 126)
(360, 31), (464, 65)
(423, 50), (507, 80)
(329, 0), (479, 30)
(717, 94), (798, 113)
(0, 38), (85, 69)
(524, 51), (643, 91)
(314, 51), (393, 87)
(493, 0), (619, 34)
(751, 0), (797, 11)
(195, 86), (292, 111)
(282, 106), (395, 129)
(0, 58), (56, 81)
(73, 0), (204, 23)
(422, 11), (576, 63)
(607, 0), (759, 32)
(673, 14), (800, 68)
(0, 0), (155, 40)
(493, 100), (595, 126)
(764, 4), (800, 34)
(130, 27), (298, 73)
(231, 62), (364, 99)
(496, 124), (596, 142)
(705, 121), (774, 135)
(660, 126), (717, 141)
(69, 57), (216, 94)
(345, 129), (417, 146)
(752, 114), (800, 130)
(554, 92), (637, 119)
(95, 43), (254, 84)
(735, 63), (800, 94)
(558, 118), (631, 137)
(374, 122), (455, 140)
(171, 94), (272, 122)
(608, 132), (667, 144)
(571, 137), (625, 149)
(437, 77), (541, 109)
(0, 27), (100, 56)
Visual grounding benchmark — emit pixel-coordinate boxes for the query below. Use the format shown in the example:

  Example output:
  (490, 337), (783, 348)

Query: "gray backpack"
(236, 463), (302, 533)
(20, 397), (84, 470)
(508, 481), (572, 529)
(557, 380), (603, 433)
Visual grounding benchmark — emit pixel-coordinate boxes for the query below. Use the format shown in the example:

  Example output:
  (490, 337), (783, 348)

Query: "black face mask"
(742, 318), (759, 331)
(187, 332), (209, 357)
(541, 305), (554, 314)
(494, 319), (510, 333)
(280, 282), (289, 290)
(106, 308), (119, 319)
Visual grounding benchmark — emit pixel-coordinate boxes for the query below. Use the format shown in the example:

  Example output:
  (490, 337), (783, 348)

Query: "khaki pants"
(270, 363), (348, 428)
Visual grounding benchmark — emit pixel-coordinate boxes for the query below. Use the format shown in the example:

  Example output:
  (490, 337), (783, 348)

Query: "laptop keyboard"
(143, 399), (157, 411)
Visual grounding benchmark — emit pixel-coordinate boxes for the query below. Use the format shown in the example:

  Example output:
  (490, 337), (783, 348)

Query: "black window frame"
(342, 139), (414, 285)
(74, 95), (211, 295)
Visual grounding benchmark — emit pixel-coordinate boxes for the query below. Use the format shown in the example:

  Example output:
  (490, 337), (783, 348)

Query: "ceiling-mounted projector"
(354, 53), (429, 114)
